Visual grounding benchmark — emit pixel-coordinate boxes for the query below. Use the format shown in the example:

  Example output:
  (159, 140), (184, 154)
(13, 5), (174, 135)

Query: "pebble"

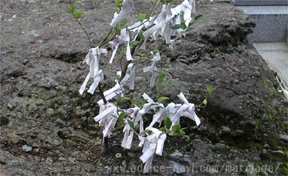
(170, 161), (185, 174)
(53, 139), (62, 146)
(271, 150), (286, 158)
(68, 156), (75, 163)
(45, 108), (54, 117)
(235, 130), (244, 135)
(75, 107), (86, 117)
(55, 118), (66, 127)
(170, 149), (183, 157)
(37, 134), (45, 140)
(127, 152), (136, 158)
(221, 126), (231, 133)
(198, 125), (208, 133)
(7, 133), (20, 144)
(215, 143), (225, 151)
(262, 114), (270, 121)
(279, 134), (288, 142)
(262, 149), (269, 155)
(22, 145), (32, 152)
(22, 59), (30, 65)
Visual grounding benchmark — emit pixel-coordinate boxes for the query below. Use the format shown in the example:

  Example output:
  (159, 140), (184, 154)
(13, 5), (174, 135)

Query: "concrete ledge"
(236, 6), (288, 15)
(235, 0), (288, 6)
(236, 6), (288, 42)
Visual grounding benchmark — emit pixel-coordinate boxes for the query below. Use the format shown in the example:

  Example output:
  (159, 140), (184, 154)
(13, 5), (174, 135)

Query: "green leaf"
(168, 79), (173, 86)
(181, 22), (187, 29)
(151, 103), (159, 106)
(145, 129), (152, 135)
(127, 119), (134, 128)
(194, 14), (205, 21)
(110, 102), (118, 106)
(166, 0), (175, 3)
(207, 85), (213, 95)
(120, 18), (127, 28)
(213, 85), (220, 91)
(118, 112), (126, 123)
(185, 27), (193, 32)
(116, 0), (123, 9)
(145, 11), (149, 18)
(165, 69), (171, 74)
(158, 97), (169, 103)
(171, 24), (184, 30)
(67, 8), (73, 13)
(264, 79), (268, 88)
(152, 50), (159, 55)
(173, 132), (179, 136)
(159, 127), (165, 131)
(121, 97), (133, 101)
(160, 0), (165, 4)
(111, 114), (118, 119)
(75, 12), (87, 19)
(139, 29), (144, 40)
(73, 1), (83, 6)
(150, 1), (154, 5)
(179, 130), (186, 135)
(172, 124), (181, 133)
(187, 14), (205, 28)
(183, 135), (190, 140)
(72, 5), (77, 12)
(165, 117), (172, 129)
(73, 9), (78, 16)
(158, 72), (166, 84)
(135, 124), (140, 131)
(138, 13), (146, 22)
(165, 129), (171, 134)
(130, 40), (139, 48)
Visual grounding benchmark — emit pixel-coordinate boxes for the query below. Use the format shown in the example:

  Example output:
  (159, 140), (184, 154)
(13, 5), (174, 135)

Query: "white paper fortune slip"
(170, 92), (201, 129)
(143, 52), (161, 87)
(139, 127), (167, 173)
(120, 63), (136, 90)
(97, 82), (124, 105)
(140, 0), (196, 44)
(110, 0), (134, 27)
(121, 106), (140, 149)
(79, 47), (107, 95)
(94, 103), (119, 141)
(109, 28), (133, 64)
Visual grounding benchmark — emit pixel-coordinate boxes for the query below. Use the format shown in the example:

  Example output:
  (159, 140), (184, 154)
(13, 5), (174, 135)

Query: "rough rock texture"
(1, 0), (288, 175)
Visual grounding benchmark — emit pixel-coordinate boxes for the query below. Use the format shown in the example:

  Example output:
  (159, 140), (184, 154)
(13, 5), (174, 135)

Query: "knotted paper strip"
(97, 63), (135, 105)
(79, 47), (107, 95)
(143, 52), (161, 87)
(97, 82), (124, 105)
(121, 122), (134, 149)
(121, 107), (140, 149)
(139, 127), (167, 173)
(94, 103), (118, 141)
(109, 28), (133, 63)
(110, 0), (134, 27)
(120, 63), (136, 90)
(139, 0), (196, 44)
(170, 92), (201, 129)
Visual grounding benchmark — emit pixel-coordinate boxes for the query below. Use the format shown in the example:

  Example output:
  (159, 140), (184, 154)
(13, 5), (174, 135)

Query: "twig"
(127, 0), (161, 31)
(75, 19), (93, 49)
(99, 27), (114, 47)
(130, 126), (139, 136)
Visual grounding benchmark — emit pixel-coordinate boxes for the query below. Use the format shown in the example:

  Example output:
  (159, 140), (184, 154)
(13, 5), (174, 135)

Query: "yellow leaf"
(203, 99), (207, 106)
